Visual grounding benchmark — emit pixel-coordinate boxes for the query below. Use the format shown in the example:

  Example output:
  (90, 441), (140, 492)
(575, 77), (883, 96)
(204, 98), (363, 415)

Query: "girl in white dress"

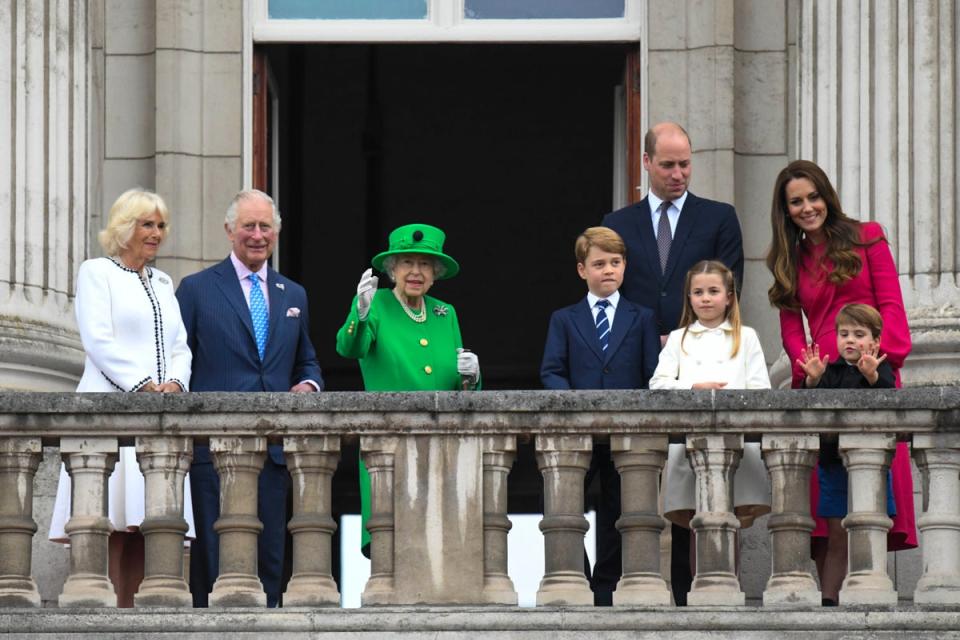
(49, 188), (194, 607)
(650, 259), (771, 538)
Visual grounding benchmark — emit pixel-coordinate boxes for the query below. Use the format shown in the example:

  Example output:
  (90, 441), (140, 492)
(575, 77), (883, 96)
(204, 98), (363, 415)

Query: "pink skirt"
(809, 441), (917, 551)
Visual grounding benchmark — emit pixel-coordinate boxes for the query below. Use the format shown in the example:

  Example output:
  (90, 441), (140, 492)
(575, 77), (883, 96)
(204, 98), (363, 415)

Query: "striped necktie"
(595, 299), (611, 352)
(248, 273), (269, 360)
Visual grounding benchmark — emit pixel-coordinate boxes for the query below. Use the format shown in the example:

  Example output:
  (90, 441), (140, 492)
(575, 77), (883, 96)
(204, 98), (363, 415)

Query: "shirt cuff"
(299, 379), (321, 392)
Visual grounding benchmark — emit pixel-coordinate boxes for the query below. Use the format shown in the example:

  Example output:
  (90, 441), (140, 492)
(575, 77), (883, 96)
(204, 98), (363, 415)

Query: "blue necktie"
(248, 273), (268, 360)
(595, 299), (610, 352)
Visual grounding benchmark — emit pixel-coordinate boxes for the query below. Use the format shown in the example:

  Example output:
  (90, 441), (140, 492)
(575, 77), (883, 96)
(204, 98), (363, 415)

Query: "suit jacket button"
(424, 365), (433, 374)
(603, 368), (610, 374)
(420, 338), (428, 346)
(661, 291), (667, 297)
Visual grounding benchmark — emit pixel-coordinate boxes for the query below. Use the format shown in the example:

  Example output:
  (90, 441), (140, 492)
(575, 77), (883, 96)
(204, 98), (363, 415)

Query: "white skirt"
(49, 446), (196, 543)
(662, 442), (771, 529)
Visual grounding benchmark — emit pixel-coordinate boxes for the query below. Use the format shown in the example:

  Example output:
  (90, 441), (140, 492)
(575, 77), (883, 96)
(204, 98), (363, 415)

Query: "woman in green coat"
(336, 223), (480, 550)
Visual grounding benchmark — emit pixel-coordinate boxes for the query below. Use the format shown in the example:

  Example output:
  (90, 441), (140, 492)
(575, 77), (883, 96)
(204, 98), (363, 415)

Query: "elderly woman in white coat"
(49, 188), (194, 607)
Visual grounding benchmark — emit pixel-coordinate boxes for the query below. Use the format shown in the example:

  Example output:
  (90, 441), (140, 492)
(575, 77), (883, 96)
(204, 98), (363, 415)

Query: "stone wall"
(92, 0), (245, 282)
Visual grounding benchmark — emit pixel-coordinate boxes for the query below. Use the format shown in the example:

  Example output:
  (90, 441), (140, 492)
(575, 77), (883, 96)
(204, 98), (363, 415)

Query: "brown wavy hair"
(766, 160), (880, 310)
(679, 260), (742, 357)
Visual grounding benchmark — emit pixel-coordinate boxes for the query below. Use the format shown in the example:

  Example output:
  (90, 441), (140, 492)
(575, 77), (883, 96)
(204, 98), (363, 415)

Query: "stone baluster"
(912, 434), (960, 605)
(58, 437), (118, 607)
(361, 436), (399, 606)
(535, 435), (592, 605)
(611, 434), (671, 606)
(283, 435), (341, 607)
(481, 435), (517, 605)
(134, 436), (192, 607)
(208, 436), (267, 607)
(0, 437), (42, 607)
(686, 434), (745, 606)
(838, 434), (897, 605)
(761, 434), (820, 606)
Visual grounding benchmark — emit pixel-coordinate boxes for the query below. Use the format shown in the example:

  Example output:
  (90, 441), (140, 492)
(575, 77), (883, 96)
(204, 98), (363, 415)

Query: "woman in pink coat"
(766, 160), (915, 602)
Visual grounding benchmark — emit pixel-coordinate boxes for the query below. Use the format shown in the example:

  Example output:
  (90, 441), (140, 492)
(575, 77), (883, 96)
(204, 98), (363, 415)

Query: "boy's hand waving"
(798, 343), (829, 388)
(857, 344), (888, 385)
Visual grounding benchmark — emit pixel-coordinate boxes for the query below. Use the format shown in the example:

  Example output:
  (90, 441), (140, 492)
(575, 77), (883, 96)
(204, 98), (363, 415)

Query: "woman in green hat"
(336, 223), (480, 550)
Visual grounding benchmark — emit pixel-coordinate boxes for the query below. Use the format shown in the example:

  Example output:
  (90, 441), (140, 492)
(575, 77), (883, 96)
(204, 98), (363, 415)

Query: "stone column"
(761, 434), (820, 607)
(838, 434), (897, 606)
(912, 434), (960, 605)
(481, 436), (517, 605)
(133, 436), (192, 607)
(152, 0), (244, 282)
(0, 437), (42, 607)
(798, 0), (960, 387)
(361, 436), (399, 606)
(686, 434), (745, 606)
(610, 434), (671, 606)
(58, 437), (118, 608)
(0, 0), (86, 390)
(282, 435), (341, 607)
(535, 435), (592, 606)
(208, 436), (267, 608)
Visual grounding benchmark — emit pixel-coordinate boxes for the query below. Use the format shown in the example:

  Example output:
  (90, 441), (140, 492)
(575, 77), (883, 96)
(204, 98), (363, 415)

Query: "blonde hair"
(678, 260), (742, 357)
(98, 188), (170, 256)
(575, 227), (626, 263)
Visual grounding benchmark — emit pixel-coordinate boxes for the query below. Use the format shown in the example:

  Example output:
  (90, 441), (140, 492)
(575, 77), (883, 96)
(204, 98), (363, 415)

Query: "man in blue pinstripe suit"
(176, 189), (323, 607)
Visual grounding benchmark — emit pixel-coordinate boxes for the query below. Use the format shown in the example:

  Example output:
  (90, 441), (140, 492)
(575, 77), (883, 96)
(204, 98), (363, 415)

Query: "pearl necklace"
(393, 288), (427, 323)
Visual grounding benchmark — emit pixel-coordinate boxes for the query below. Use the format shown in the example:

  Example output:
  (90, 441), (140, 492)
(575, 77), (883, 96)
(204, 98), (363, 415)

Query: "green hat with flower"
(372, 223), (460, 280)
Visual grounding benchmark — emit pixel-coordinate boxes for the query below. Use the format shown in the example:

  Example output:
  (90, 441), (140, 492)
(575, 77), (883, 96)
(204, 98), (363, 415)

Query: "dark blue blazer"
(540, 296), (660, 390)
(602, 192), (744, 335)
(176, 257), (323, 462)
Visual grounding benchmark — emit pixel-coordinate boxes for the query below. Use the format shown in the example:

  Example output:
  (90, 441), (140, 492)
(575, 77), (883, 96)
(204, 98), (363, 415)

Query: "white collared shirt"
(586, 290), (620, 331)
(648, 191), (689, 239)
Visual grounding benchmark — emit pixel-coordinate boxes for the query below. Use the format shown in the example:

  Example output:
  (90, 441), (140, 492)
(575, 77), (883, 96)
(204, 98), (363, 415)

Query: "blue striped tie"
(595, 299), (610, 352)
(248, 273), (269, 360)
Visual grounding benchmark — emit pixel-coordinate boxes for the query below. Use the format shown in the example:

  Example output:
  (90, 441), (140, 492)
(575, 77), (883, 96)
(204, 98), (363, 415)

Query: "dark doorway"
(264, 43), (628, 390)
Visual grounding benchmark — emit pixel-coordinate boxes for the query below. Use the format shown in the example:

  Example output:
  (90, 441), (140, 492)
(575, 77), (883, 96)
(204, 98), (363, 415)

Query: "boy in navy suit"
(540, 226), (659, 604)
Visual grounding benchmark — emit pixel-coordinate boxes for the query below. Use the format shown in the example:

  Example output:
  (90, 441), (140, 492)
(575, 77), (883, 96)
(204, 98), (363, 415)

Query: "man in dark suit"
(602, 122), (744, 605)
(176, 189), (323, 608)
(603, 122), (744, 339)
(540, 227), (660, 605)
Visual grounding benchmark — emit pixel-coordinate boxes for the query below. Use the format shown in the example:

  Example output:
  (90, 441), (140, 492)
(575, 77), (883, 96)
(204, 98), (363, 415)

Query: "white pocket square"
(286, 307), (300, 318)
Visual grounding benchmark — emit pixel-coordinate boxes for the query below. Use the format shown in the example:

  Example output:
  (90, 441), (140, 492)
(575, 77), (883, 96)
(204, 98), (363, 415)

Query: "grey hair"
(224, 189), (282, 232)
(381, 255), (447, 282)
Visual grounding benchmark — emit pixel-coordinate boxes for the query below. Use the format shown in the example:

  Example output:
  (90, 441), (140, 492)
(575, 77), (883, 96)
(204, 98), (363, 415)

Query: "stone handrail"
(0, 389), (958, 609)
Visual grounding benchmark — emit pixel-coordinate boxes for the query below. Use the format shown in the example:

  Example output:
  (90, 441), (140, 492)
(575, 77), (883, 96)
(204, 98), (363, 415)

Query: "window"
(268, 0), (428, 20)
(253, 0), (642, 42)
(463, 0), (624, 20)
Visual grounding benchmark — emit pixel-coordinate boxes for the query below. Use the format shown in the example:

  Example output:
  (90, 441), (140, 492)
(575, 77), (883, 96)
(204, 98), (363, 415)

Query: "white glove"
(356, 268), (378, 320)
(457, 347), (480, 387)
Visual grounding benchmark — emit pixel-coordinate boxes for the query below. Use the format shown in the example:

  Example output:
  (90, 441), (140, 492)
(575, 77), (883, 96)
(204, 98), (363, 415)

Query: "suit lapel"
(213, 258), (257, 345)
(663, 192), (698, 282)
(604, 301), (636, 364)
(632, 197), (663, 281)
(572, 299), (605, 363)
(266, 268), (287, 355)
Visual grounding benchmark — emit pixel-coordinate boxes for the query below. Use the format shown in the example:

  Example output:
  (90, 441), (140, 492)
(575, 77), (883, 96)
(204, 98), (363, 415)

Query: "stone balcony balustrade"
(0, 389), (959, 637)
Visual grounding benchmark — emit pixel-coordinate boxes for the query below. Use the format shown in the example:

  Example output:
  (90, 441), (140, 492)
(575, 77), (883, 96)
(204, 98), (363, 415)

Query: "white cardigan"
(75, 257), (191, 392)
(650, 320), (770, 390)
